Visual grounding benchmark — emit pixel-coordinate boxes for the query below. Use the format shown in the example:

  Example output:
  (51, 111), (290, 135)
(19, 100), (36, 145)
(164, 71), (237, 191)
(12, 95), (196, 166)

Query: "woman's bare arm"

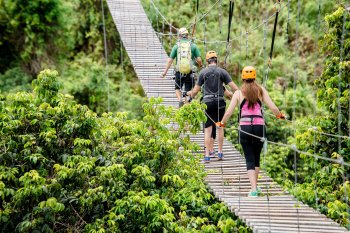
(221, 90), (241, 124)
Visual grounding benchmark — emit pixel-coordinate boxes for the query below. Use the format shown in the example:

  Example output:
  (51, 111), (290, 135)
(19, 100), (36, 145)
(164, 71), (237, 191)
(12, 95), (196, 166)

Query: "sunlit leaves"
(0, 71), (250, 232)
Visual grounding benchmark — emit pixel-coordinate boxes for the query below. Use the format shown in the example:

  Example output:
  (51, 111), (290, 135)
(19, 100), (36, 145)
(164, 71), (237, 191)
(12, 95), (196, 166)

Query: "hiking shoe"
(248, 190), (259, 198)
(209, 151), (216, 158)
(217, 152), (224, 160)
(204, 156), (210, 163)
(178, 101), (184, 108)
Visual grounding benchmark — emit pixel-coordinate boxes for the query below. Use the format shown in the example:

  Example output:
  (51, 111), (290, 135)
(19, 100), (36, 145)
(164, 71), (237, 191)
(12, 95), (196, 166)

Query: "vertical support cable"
(162, 18), (165, 45)
(294, 1), (301, 232)
(338, 7), (349, 224)
(121, 41), (125, 109)
(262, 5), (270, 212)
(313, 130), (318, 210)
(312, 0), (321, 212)
(203, 15), (207, 66)
(219, 0), (222, 34)
(286, 0), (291, 43)
(101, 0), (110, 112)
(261, 4), (270, 205)
(156, 9), (159, 31)
(238, 0), (242, 85)
(191, 0), (199, 38)
(338, 15), (345, 164)
(262, 0), (269, 88)
(224, 1), (234, 68)
(238, 125), (241, 212)
(269, 9), (279, 60)
(237, 0), (242, 210)
(264, 1), (280, 84)
(245, 31), (248, 61)
(169, 24), (173, 44)
(293, 0), (300, 184)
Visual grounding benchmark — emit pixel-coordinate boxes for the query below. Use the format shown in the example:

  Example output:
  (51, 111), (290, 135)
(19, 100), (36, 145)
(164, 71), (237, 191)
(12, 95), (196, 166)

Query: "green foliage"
(0, 70), (250, 232)
(317, 6), (350, 126)
(263, 6), (350, 228)
(0, 0), (145, 119)
(0, 0), (71, 75)
(58, 54), (145, 118)
(0, 67), (32, 93)
(143, 0), (349, 228)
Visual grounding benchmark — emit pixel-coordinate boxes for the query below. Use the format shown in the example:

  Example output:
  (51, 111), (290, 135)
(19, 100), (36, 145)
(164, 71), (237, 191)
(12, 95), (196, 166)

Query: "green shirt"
(169, 39), (201, 64)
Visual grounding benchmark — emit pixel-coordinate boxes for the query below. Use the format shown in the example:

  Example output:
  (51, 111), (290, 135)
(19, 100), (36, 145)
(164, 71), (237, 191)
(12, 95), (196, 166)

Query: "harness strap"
(204, 94), (223, 98)
(202, 96), (225, 103)
(238, 99), (264, 124)
(241, 115), (264, 118)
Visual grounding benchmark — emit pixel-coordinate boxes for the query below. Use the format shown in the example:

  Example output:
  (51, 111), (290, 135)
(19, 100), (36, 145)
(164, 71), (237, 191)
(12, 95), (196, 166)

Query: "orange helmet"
(206, 51), (217, 61)
(241, 66), (256, 79)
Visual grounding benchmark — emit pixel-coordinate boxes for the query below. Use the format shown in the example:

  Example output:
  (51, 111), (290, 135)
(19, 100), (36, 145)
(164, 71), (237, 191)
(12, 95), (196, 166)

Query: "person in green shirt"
(160, 27), (203, 107)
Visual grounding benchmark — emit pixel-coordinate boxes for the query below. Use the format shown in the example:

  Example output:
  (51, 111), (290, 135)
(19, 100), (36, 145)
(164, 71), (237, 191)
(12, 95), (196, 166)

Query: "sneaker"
(217, 152), (224, 160)
(209, 151), (216, 158)
(248, 190), (259, 198)
(204, 156), (210, 163)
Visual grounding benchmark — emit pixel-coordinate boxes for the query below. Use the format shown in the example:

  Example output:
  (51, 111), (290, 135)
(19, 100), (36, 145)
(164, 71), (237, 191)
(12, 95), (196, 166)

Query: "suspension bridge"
(106, 0), (349, 232)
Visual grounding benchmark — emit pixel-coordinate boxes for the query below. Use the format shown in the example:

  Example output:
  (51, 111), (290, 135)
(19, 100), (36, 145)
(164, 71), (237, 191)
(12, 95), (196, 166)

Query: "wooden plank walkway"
(106, 0), (349, 232)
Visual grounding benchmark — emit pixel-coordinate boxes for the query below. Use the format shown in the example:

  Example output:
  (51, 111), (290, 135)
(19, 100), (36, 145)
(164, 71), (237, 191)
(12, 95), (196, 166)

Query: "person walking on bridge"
(187, 51), (238, 162)
(160, 27), (203, 107)
(208, 86), (233, 158)
(217, 66), (285, 197)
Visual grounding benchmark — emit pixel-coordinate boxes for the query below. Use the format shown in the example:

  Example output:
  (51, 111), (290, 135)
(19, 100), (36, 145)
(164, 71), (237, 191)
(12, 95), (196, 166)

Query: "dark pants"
(211, 125), (216, 139)
(239, 125), (265, 170)
(174, 71), (194, 92)
(204, 99), (226, 128)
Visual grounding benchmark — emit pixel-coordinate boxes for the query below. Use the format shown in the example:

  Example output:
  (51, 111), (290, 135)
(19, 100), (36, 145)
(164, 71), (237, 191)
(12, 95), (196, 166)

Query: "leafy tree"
(264, 6), (350, 228)
(0, 0), (71, 75)
(0, 70), (250, 232)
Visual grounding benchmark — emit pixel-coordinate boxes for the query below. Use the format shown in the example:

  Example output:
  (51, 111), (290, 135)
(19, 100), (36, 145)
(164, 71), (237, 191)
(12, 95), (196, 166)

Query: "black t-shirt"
(197, 66), (232, 96)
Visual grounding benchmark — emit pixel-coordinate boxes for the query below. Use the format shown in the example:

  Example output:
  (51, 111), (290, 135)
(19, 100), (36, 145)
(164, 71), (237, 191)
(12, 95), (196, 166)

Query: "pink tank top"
(239, 99), (265, 125)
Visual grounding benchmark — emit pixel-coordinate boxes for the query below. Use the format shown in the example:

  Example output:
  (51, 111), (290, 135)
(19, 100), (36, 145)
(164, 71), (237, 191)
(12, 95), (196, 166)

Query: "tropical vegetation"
(0, 0), (349, 231)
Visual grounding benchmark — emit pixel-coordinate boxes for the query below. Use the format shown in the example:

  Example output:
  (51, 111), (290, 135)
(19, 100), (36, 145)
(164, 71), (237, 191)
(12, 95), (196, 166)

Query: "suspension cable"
(187, 0), (221, 30)
(293, 0), (300, 184)
(191, 0), (199, 38)
(264, 0), (281, 84)
(150, 0), (178, 31)
(219, 0), (223, 34)
(338, 6), (349, 224)
(286, 0), (291, 43)
(224, 1), (235, 68)
(101, 0), (110, 112)
(151, 0), (288, 45)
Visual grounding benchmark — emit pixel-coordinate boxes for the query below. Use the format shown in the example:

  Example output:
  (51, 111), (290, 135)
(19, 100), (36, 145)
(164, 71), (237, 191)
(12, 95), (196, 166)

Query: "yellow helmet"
(178, 27), (189, 36)
(206, 51), (217, 61)
(241, 66), (256, 80)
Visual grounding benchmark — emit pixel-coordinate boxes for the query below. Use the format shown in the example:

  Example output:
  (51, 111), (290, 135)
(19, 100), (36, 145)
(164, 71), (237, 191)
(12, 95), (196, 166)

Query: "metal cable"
(101, 0), (110, 112)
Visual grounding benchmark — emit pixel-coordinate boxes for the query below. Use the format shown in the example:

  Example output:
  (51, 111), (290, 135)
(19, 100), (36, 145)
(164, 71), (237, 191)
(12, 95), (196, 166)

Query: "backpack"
(176, 41), (192, 74)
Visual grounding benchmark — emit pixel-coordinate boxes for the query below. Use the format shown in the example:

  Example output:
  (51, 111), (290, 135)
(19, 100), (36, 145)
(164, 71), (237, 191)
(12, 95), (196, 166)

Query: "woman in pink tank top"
(218, 66), (285, 197)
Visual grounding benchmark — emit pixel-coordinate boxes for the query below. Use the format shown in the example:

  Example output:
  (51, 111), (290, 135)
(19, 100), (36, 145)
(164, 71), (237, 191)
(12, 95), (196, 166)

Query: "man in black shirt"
(187, 51), (238, 162)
